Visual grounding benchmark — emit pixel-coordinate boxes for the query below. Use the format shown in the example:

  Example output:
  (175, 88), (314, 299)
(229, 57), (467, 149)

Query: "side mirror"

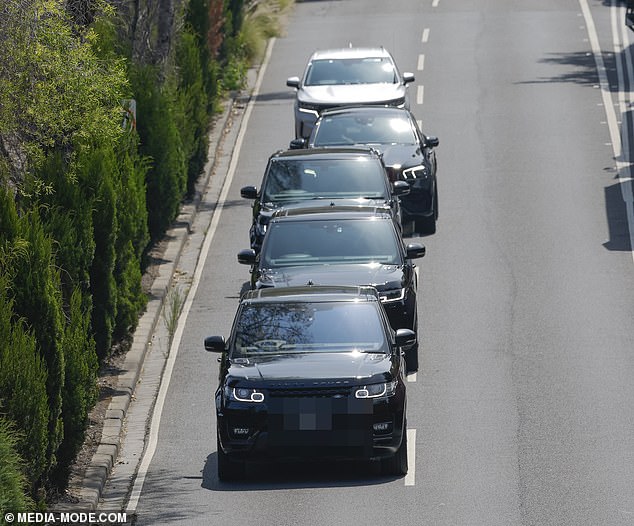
(237, 248), (257, 265)
(402, 72), (415, 85)
(241, 186), (258, 199)
(286, 76), (300, 88)
(289, 138), (307, 150)
(392, 180), (410, 197)
(405, 243), (425, 259)
(395, 328), (416, 348)
(204, 336), (226, 353)
(425, 136), (439, 148)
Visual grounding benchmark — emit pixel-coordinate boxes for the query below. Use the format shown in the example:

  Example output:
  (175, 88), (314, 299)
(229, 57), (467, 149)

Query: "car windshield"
(262, 158), (387, 203)
(260, 219), (401, 266)
(313, 114), (417, 146)
(305, 57), (397, 86)
(233, 301), (388, 355)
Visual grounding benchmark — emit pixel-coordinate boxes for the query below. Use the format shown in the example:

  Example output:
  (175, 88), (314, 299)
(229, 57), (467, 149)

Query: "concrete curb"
(65, 86), (247, 512)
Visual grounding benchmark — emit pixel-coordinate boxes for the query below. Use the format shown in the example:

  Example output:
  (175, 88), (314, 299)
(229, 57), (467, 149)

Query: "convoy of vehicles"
(207, 46), (439, 481)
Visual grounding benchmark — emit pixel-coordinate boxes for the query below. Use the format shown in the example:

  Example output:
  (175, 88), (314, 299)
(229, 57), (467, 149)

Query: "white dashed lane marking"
(416, 85), (424, 105)
(405, 428), (417, 486)
(417, 54), (425, 71)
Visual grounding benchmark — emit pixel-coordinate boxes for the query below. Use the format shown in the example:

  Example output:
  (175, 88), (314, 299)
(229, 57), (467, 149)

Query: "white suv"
(287, 47), (415, 139)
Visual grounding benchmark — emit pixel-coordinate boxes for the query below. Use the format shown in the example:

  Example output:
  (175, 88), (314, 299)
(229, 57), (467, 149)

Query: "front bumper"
(217, 387), (406, 462)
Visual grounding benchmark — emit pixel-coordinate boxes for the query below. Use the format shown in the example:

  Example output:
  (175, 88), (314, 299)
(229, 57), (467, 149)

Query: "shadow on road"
(603, 179), (633, 251)
(200, 453), (399, 491)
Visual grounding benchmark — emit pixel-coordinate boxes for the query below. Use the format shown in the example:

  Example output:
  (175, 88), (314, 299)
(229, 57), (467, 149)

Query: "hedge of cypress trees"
(0, 0), (248, 504)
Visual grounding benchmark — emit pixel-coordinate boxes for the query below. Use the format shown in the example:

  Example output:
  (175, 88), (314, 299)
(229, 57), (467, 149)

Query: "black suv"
(240, 147), (409, 252)
(237, 210), (425, 372)
(205, 285), (415, 481)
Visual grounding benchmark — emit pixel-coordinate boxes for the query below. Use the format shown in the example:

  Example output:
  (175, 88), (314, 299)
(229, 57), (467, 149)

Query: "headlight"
(230, 387), (265, 403)
(394, 97), (406, 108)
(297, 101), (320, 115)
(355, 381), (397, 399)
(402, 165), (427, 180)
(379, 288), (406, 303)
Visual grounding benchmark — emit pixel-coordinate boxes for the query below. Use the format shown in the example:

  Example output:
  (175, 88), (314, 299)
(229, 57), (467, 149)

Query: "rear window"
(233, 302), (387, 356)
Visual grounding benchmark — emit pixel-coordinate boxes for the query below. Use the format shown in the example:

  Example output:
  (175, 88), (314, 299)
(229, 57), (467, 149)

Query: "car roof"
(319, 105), (413, 119)
(271, 146), (381, 160)
(270, 208), (393, 222)
(309, 47), (393, 61)
(240, 285), (380, 304)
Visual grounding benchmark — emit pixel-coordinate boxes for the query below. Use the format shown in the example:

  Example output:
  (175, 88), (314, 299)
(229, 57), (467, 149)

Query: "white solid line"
(407, 372), (417, 382)
(125, 37), (278, 514)
(417, 54), (425, 71)
(421, 28), (430, 43)
(404, 428), (416, 486)
(416, 85), (424, 105)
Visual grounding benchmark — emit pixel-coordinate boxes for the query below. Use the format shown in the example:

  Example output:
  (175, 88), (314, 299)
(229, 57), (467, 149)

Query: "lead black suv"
(238, 210), (425, 372)
(205, 285), (415, 481)
(240, 147), (409, 252)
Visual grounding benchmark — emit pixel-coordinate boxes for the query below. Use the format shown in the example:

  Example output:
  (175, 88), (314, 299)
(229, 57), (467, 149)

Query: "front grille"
(268, 386), (353, 398)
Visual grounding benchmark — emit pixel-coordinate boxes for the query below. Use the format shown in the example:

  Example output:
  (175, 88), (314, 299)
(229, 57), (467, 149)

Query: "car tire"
(415, 185), (438, 234)
(381, 422), (408, 476)
(405, 342), (419, 373)
(217, 436), (246, 481)
(415, 214), (436, 235)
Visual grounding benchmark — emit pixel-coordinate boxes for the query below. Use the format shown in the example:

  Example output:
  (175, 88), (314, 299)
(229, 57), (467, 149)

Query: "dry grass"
(241, 0), (294, 63)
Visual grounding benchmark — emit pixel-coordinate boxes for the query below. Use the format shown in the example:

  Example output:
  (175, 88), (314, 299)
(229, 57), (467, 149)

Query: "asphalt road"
(119, 1), (634, 525)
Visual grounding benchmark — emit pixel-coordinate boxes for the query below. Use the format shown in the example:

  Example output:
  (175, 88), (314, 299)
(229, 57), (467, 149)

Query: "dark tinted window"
(262, 158), (387, 202)
(305, 58), (397, 86)
(261, 219), (401, 266)
(233, 301), (387, 355)
(314, 114), (417, 146)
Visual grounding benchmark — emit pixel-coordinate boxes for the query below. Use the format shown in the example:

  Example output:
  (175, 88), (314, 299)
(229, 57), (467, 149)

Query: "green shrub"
(0, 269), (49, 489)
(10, 210), (64, 481)
(175, 27), (210, 195)
(54, 288), (98, 484)
(80, 147), (118, 359)
(131, 66), (187, 241)
(112, 136), (149, 340)
(0, 417), (34, 514)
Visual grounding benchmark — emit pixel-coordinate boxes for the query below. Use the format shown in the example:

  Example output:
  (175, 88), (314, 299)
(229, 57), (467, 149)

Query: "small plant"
(162, 285), (185, 345)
